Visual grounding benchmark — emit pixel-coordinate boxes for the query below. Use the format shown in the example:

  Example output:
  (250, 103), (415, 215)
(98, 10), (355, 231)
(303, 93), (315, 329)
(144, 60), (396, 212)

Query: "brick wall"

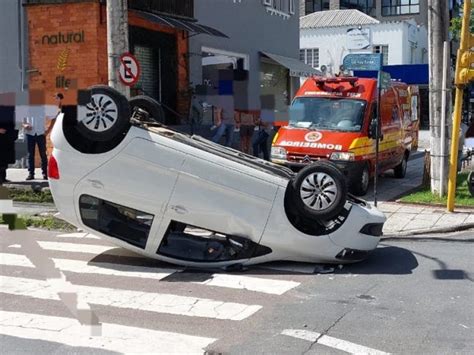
(26, 2), (190, 167)
(26, 1), (104, 166)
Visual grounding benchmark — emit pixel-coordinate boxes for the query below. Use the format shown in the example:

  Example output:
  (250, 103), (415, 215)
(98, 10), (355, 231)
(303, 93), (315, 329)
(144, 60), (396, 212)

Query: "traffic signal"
(455, 1), (474, 86)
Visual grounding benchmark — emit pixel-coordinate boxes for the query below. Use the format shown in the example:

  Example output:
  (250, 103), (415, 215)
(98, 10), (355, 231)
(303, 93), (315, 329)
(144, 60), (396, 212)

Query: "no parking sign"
(118, 52), (140, 86)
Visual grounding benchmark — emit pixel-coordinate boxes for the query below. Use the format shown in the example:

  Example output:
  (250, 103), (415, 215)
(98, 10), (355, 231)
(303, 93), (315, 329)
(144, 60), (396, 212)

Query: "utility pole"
(106, 0), (130, 97)
(447, 0), (474, 212)
(428, 0), (451, 195)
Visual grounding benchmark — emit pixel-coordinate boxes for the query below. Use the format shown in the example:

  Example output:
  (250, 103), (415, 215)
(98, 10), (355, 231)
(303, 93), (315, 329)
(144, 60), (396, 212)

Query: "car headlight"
(271, 146), (287, 160)
(330, 152), (355, 161)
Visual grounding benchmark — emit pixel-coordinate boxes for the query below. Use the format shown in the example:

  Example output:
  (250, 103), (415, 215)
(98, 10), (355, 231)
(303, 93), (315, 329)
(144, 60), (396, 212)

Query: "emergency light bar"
(313, 77), (358, 86)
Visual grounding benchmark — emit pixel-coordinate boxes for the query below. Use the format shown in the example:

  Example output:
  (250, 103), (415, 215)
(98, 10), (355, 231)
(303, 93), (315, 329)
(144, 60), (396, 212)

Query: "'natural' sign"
(41, 31), (85, 45)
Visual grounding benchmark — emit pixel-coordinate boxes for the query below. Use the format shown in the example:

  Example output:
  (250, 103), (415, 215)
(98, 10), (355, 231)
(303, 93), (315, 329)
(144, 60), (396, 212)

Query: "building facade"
(300, 9), (429, 126)
(189, 0), (317, 125)
(21, 0), (205, 125)
(300, 10), (428, 74)
(300, 0), (428, 25)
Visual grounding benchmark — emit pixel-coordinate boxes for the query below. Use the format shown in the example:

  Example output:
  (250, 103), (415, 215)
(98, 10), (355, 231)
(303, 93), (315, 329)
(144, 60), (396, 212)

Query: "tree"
(450, 2), (474, 40)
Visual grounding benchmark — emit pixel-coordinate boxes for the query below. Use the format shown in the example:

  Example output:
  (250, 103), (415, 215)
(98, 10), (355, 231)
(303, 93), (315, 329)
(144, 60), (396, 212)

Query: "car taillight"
(48, 155), (60, 179)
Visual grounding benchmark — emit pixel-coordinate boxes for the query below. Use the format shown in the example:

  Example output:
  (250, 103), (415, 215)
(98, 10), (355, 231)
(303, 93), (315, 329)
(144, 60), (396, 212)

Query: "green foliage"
(400, 172), (474, 207)
(0, 214), (76, 232)
(7, 188), (54, 203)
(450, 3), (474, 40)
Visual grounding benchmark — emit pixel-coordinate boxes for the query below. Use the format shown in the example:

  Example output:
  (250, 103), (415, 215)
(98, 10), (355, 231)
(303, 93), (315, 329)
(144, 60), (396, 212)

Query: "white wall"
(300, 20), (428, 76)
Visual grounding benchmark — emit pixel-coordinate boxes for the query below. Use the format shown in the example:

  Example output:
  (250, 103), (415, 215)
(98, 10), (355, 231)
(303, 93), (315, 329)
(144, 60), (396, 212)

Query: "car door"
(73, 136), (186, 252)
(160, 146), (279, 248)
(380, 88), (403, 170)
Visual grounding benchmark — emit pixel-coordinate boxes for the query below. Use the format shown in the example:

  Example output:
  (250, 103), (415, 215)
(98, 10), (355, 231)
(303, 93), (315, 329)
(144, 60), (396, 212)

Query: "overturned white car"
(48, 86), (386, 269)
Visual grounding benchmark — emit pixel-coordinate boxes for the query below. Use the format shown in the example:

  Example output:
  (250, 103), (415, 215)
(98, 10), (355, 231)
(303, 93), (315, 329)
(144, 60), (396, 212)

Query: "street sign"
(343, 53), (382, 71)
(118, 52), (140, 86)
(346, 28), (371, 50)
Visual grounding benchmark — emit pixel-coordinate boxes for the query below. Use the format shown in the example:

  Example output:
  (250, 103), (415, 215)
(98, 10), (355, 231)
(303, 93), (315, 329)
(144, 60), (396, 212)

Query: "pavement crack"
(303, 308), (353, 355)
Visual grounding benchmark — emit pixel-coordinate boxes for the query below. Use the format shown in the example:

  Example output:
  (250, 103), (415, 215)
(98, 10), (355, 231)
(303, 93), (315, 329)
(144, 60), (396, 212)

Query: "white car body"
(49, 113), (386, 268)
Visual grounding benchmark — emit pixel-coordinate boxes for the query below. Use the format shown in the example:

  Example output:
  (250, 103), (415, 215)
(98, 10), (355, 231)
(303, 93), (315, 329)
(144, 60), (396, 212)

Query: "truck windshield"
(289, 97), (367, 132)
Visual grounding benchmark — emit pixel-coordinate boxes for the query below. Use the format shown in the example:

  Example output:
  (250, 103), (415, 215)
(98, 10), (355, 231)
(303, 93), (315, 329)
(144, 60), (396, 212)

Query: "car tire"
(291, 161), (347, 220)
(351, 163), (370, 196)
(394, 154), (408, 178)
(129, 95), (165, 123)
(76, 85), (130, 142)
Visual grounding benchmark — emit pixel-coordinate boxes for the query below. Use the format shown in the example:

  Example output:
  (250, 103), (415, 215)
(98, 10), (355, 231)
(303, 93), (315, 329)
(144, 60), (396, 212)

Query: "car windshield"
(289, 97), (367, 132)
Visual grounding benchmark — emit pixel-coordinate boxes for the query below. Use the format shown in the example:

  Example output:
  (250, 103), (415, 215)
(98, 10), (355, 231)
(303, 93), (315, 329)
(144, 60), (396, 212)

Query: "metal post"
(447, 88), (464, 211)
(439, 41), (449, 196)
(447, 0), (472, 212)
(106, 0), (130, 97)
(374, 70), (382, 207)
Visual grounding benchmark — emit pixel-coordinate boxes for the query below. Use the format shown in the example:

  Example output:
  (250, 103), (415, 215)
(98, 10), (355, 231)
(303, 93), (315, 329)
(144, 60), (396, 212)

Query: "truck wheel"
(129, 95), (165, 123)
(291, 161), (347, 220)
(352, 164), (370, 196)
(394, 155), (408, 178)
(468, 171), (474, 197)
(76, 85), (130, 142)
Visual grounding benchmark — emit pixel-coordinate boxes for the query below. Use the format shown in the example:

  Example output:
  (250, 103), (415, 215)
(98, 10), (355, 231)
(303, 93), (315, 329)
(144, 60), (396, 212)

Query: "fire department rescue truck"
(271, 76), (420, 196)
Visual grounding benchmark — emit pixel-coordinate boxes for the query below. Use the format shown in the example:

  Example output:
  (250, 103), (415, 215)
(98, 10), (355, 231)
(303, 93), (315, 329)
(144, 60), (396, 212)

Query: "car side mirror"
(368, 118), (383, 141)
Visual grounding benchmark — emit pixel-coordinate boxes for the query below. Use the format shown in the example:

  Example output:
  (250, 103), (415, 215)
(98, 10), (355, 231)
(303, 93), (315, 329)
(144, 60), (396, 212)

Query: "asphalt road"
(1, 228), (473, 354)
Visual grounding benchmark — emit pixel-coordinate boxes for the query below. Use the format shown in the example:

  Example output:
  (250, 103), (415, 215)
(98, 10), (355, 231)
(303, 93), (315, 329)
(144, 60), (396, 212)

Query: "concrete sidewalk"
(380, 202), (474, 236)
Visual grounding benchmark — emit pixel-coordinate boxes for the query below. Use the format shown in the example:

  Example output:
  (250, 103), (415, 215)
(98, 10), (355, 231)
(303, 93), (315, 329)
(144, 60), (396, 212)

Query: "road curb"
(382, 223), (474, 239)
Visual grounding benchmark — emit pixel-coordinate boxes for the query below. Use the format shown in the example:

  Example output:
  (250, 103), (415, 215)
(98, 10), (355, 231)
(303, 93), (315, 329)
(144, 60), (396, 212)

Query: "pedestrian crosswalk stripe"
(0, 253), (175, 281)
(0, 253), (300, 295)
(56, 232), (101, 239)
(1, 276), (262, 320)
(0, 310), (216, 354)
(6, 241), (117, 255)
(281, 329), (391, 355)
(199, 274), (300, 295)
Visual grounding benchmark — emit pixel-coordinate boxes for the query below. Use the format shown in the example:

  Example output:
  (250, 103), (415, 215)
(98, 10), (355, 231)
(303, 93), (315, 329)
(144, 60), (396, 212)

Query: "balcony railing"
(128, 0), (194, 19)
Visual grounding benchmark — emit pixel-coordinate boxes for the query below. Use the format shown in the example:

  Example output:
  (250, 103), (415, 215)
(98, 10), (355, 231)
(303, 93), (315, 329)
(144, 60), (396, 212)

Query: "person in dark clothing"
(0, 106), (18, 185)
(252, 118), (272, 161)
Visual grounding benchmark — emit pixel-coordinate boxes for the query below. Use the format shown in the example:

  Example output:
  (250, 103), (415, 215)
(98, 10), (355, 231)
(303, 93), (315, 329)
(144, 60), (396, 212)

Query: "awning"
(261, 51), (321, 77)
(133, 10), (228, 38)
(354, 64), (429, 85)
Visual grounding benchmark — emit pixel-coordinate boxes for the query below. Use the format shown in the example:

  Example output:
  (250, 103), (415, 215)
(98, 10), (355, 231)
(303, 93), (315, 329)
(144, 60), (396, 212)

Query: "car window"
(289, 97), (367, 132)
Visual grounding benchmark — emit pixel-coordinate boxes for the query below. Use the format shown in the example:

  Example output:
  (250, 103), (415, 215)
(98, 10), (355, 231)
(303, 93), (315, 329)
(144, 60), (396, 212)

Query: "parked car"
(271, 76), (420, 196)
(48, 85), (386, 269)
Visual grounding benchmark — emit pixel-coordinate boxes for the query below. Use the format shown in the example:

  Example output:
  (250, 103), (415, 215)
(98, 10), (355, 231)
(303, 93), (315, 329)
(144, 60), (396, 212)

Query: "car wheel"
(351, 164), (370, 196)
(394, 154), (408, 178)
(291, 161), (347, 220)
(468, 171), (474, 197)
(76, 85), (130, 142)
(129, 95), (165, 123)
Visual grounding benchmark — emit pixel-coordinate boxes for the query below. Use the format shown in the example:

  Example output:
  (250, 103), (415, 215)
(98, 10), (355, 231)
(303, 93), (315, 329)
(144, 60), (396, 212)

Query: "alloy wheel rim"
(83, 94), (118, 133)
(300, 172), (338, 210)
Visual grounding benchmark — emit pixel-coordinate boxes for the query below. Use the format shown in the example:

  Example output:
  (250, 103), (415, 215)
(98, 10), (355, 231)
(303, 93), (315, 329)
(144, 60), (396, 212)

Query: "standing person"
(211, 102), (236, 147)
(22, 93), (62, 180)
(252, 117), (272, 161)
(236, 110), (255, 154)
(0, 106), (18, 185)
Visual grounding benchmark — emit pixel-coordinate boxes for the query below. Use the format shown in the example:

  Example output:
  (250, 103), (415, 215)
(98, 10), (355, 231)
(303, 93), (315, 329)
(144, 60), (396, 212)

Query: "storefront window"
(382, 0), (420, 16)
(340, 0), (375, 17)
(260, 61), (290, 118)
(305, 0), (330, 14)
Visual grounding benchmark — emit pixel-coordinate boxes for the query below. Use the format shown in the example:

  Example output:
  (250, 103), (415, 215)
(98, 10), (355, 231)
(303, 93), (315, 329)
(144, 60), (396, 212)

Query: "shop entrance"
(129, 26), (178, 124)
